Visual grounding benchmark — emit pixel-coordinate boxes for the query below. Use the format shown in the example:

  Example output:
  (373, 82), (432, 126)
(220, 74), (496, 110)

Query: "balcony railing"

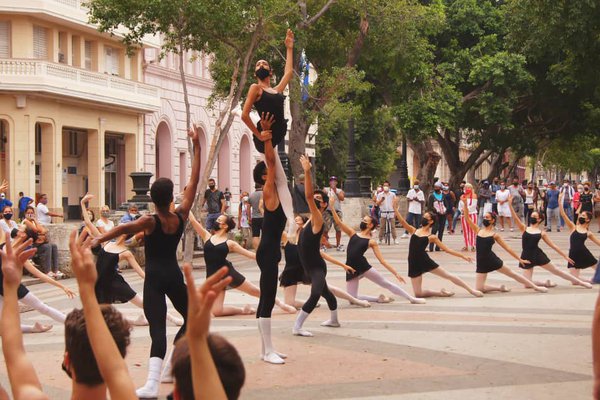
(0, 59), (160, 112)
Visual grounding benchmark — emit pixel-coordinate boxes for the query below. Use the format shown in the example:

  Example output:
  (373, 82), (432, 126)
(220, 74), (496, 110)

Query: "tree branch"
(462, 79), (493, 103)
(346, 14), (369, 67)
(298, 0), (337, 28)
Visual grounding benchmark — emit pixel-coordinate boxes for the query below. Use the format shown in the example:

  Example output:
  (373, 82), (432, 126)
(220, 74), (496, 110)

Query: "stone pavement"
(0, 229), (596, 399)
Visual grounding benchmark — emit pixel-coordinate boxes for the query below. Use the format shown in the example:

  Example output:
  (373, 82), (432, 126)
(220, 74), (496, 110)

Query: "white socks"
(258, 318), (285, 364)
(320, 310), (340, 327)
(166, 313), (184, 326)
(160, 348), (174, 383)
(292, 310), (313, 337)
(136, 357), (162, 398)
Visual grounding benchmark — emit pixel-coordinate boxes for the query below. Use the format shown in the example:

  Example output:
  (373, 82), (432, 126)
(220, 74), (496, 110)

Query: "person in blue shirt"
(0, 193), (13, 219)
(18, 192), (33, 221)
(545, 182), (560, 232)
(119, 203), (139, 224)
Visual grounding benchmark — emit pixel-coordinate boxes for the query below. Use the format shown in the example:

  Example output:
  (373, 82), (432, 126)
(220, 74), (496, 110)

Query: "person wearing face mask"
(392, 200), (482, 298)
(22, 205), (62, 278)
(458, 183), (478, 252)
(376, 181), (398, 244)
(491, 178), (501, 214)
(371, 185), (383, 227)
(238, 192), (252, 249)
(461, 201), (547, 293)
(573, 184), (584, 224)
(507, 195), (592, 289)
(559, 194), (600, 282)
(545, 182), (560, 232)
(119, 203), (139, 224)
(96, 205), (114, 234)
(241, 29), (296, 239)
(328, 197), (426, 304)
(451, 181), (466, 234)
(477, 181), (493, 228)
(443, 184), (456, 235)
(403, 181), (425, 239)
(577, 183), (594, 221)
(559, 179), (575, 229)
(508, 179), (525, 229)
(201, 178), (226, 233)
(0, 205), (18, 237)
(426, 182), (449, 251)
(523, 182), (537, 227)
(495, 181), (511, 231)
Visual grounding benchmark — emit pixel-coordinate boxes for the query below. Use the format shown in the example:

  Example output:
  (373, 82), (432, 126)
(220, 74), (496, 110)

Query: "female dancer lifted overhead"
(91, 126), (201, 398)
(242, 29), (296, 237)
(393, 199), (483, 298)
(187, 211), (295, 316)
(327, 196), (426, 304)
(559, 193), (600, 282)
(508, 195), (591, 289)
(460, 199), (547, 293)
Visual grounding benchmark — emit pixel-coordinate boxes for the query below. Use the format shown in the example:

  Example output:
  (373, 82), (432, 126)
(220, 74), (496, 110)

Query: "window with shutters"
(104, 46), (119, 76)
(84, 40), (92, 70)
(33, 26), (48, 60)
(0, 22), (9, 58)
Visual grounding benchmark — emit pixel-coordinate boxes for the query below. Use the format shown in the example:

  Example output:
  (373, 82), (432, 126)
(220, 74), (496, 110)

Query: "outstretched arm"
(69, 231), (137, 400)
(228, 240), (256, 260)
(23, 260), (76, 298)
(93, 215), (153, 246)
(507, 196), (526, 232)
(321, 251), (355, 274)
(177, 126), (201, 218)
(392, 197), (416, 234)
(274, 29), (295, 93)
(328, 196), (354, 237)
(588, 232), (600, 248)
(541, 233), (574, 265)
(0, 235), (47, 400)
(301, 155), (324, 232)
(183, 264), (231, 400)
(431, 236), (473, 262)
(188, 211), (211, 243)
(371, 242), (405, 284)
(462, 198), (480, 234)
(80, 193), (102, 237)
(559, 193), (576, 231)
(494, 234), (528, 264)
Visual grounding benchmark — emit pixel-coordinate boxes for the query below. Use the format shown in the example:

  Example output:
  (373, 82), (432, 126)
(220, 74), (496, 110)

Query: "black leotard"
(345, 234), (372, 281)
(407, 234), (439, 278)
(298, 220), (337, 313)
(280, 242), (310, 287)
(253, 91), (287, 153)
(475, 235), (503, 273)
(203, 238), (246, 289)
(567, 230), (597, 269)
(95, 248), (136, 304)
(144, 212), (188, 358)
(256, 204), (286, 318)
(518, 231), (550, 269)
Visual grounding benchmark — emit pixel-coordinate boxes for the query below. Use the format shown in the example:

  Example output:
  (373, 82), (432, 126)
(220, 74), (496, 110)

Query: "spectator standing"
(371, 185), (383, 226)
(477, 181), (492, 227)
(323, 176), (345, 251)
(201, 178), (226, 233)
(224, 187), (232, 213)
(248, 185), (264, 250)
(490, 178), (501, 214)
(35, 193), (63, 225)
(495, 182), (511, 231)
(545, 182), (560, 231)
(376, 182), (397, 244)
(292, 173), (310, 219)
(458, 183), (478, 252)
(578, 183), (594, 218)
(508, 179), (524, 228)
(238, 191), (252, 249)
(559, 179), (575, 229)
(426, 182), (448, 251)
(451, 181), (465, 233)
(403, 181), (425, 238)
(523, 182), (537, 226)
(442, 183), (456, 234)
(17, 191), (33, 221)
(573, 184), (584, 223)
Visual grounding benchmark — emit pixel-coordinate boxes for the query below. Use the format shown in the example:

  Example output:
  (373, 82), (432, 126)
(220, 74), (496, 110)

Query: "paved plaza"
(0, 229), (596, 399)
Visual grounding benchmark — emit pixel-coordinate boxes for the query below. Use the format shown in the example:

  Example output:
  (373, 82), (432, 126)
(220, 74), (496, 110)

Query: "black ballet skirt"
(408, 234), (439, 278)
(95, 248), (136, 304)
(518, 231), (550, 269)
(567, 230), (598, 269)
(253, 91), (287, 153)
(279, 242), (311, 287)
(345, 234), (373, 281)
(475, 235), (503, 273)
(203, 239), (246, 289)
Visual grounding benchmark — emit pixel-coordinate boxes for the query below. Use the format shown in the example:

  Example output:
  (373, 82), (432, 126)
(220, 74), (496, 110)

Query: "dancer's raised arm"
(274, 29), (294, 93)
(328, 196), (355, 237)
(507, 196), (526, 233)
(493, 234), (530, 265)
(320, 251), (355, 274)
(392, 197), (415, 234)
(301, 155), (324, 232)
(462, 198), (480, 234)
(188, 211), (211, 243)
(0, 235), (46, 400)
(558, 193), (576, 231)
(177, 126), (201, 220)
(81, 193), (101, 237)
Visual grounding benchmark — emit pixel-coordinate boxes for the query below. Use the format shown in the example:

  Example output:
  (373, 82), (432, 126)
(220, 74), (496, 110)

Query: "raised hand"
(184, 264), (232, 340)
(0, 233), (36, 289)
(69, 230), (97, 288)
(285, 29), (294, 49)
(299, 154), (312, 172)
(82, 192), (94, 203)
(188, 125), (199, 143)
(0, 179), (8, 193)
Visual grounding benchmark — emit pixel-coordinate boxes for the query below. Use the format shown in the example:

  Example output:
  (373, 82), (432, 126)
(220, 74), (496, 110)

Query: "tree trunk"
(435, 129), (487, 189)
(486, 147), (508, 182)
(409, 139), (441, 195)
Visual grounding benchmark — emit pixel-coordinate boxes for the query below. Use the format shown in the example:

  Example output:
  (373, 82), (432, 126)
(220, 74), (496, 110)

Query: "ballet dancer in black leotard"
(392, 199), (483, 298)
(92, 126), (201, 398)
(327, 197), (427, 304)
(293, 155), (356, 337)
(507, 195), (592, 289)
(188, 212), (295, 316)
(280, 216), (371, 309)
(252, 113), (289, 364)
(559, 193), (600, 282)
(460, 199), (548, 293)
(242, 29), (296, 237)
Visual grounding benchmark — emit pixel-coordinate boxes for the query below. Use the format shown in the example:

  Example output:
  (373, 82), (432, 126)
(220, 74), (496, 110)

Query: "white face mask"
(383, 186), (390, 192)
(243, 196), (249, 202)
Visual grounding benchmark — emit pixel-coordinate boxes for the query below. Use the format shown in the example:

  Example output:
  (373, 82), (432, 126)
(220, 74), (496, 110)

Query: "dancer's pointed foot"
(543, 279), (557, 288)
(440, 289), (455, 297)
(349, 298), (371, 307)
(499, 285), (511, 293)
(320, 320), (340, 328)
(533, 285), (548, 293)
(292, 328), (314, 337)
(280, 303), (297, 314)
(242, 304), (256, 315)
(31, 322), (53, 333)
(377, 294), (394, 303)
(263, 352), (285, 364)
(410, 297), (427, 304)
(471, 290), (484, 297)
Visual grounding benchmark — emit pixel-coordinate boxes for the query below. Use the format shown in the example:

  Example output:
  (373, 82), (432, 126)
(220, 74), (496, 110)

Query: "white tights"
(346, 268), (419, 302)
(0, 292), (66, 332)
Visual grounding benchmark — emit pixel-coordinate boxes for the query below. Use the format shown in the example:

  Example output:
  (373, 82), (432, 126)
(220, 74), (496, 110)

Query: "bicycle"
(380, 210), (394, 245)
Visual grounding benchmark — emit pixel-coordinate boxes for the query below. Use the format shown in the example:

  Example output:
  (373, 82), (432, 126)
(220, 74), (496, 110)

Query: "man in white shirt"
(323, 176), (346, 251)
(376, 181), (398, 244)
(402, 181), (425, 238)
(559, 179), (575, 229)
(36, 193), (63, 225)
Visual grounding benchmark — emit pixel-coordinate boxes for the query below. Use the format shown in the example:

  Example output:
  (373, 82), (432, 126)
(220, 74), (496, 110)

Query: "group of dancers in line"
(3, 28), (600, 399)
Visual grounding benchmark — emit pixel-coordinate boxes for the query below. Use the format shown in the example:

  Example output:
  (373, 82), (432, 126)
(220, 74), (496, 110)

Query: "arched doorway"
(217, 134), (230, 192)
(239, 135), (251, 193)
(155, 121), (172, 179)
